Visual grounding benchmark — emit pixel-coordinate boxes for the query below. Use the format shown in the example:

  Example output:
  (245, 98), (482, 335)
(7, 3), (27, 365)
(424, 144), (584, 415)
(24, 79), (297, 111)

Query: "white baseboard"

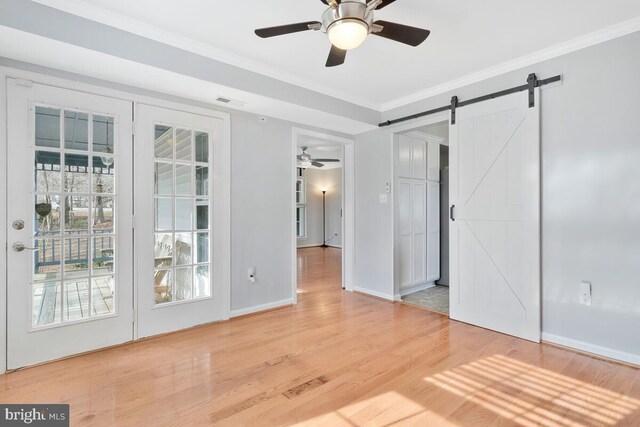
(396, 282), (435, 299)
(230, 298), (294, 318)
(353, 286), (395, 301)
(542, 332), (640, 366)
(297, 244), (323, 248)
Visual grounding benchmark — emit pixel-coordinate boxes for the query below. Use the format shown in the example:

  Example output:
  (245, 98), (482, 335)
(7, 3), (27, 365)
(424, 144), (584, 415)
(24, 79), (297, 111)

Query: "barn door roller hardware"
(379, 73), (561, 127)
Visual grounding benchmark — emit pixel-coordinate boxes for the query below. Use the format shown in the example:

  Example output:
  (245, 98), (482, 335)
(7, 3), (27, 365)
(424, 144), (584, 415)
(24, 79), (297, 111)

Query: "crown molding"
(30, 0), (382, 111)
(381, 15), (640, 112)
(27, 1), (640, 115)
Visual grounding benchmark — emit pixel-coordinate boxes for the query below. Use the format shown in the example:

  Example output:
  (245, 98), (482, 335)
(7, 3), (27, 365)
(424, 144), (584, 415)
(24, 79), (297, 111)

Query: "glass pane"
(35, 151), (61, 192)
(92, 276), (114, 316)
(64, 111), (89, 151)
(64, 195), (89, 233)
(194, 266), (210, 298)
(155, 198), (173, 231)
(92, 196), (114, 231)
(93, 235), (114, 276)
(154, 233), (173, 268)
(93, 115), (115, 154)
(175, 232), (192, 266)
(175, 129), (192, 161)
(175, 164), (192, 195)
(64, 279), (89, 321)
(93, 156), (115, 194)
(175, 198), (192, 230)
(174, 267), (192, 301)
(155, 162), (173, 195)
(195, 132), (209, 163)
(195, 166), (208, 196)
(196, 202), (209, 230)
(35, 194), (61, 237)
(64, 237), (90, 278)
(33, 239), (62, 281)
(195, 232), (209, 263)
(32, 282), (62, 327)
(154, 269), (173, 304)
(154, 125), (173, 159)
(35, 107), (60, 148)
(64, 154), (90, 193)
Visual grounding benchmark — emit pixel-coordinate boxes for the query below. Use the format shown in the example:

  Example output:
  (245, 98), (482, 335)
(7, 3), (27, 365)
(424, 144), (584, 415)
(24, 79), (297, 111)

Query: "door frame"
(292, 128), (355, 302)
(0, 67), (231, 372)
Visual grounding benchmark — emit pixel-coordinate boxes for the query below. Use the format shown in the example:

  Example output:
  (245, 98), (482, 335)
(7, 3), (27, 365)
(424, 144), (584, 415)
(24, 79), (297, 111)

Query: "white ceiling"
(33, 0), (640, 110)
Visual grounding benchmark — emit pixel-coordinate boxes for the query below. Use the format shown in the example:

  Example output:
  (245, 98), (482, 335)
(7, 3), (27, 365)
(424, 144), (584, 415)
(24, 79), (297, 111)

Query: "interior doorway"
(393, 120), (451, 315)
(292, 129), (354, 302)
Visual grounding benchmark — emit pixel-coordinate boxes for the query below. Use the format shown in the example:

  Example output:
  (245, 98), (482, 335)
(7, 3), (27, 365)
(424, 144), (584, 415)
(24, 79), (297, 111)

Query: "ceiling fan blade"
(297, 155), (305, 161)
(255, 21), (321, 38)
(368, 0), (397, 9)
(372, 20), (430, 47)
(326, 45), (347, 67)
(314, 159), (340, 162)
(311, 161), (325, 168)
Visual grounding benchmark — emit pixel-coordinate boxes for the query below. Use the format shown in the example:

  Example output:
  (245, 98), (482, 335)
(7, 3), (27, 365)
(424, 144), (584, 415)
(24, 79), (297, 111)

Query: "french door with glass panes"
(6, 80), (134, 369)
(135, 104), (227, 338)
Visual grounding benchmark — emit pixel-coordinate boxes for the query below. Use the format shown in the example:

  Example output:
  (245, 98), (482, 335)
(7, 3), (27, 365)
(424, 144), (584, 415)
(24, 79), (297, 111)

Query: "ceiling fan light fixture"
(300, 159), (312, 169)
(327, 19), (369, 50)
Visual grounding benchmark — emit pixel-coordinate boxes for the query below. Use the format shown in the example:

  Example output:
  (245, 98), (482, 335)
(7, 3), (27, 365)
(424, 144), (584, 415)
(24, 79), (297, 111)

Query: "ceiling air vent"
(215, 96), (247, 108)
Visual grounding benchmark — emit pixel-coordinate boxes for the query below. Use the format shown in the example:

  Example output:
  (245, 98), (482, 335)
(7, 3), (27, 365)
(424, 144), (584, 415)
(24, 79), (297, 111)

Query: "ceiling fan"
(255, 0), (430, 67)
(298, 147), (340, 168)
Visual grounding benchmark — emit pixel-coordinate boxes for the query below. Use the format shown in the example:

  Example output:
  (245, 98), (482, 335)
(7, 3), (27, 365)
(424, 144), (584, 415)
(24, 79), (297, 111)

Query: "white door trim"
(292, 128), (355, 303)
(0, 73), (8, 372)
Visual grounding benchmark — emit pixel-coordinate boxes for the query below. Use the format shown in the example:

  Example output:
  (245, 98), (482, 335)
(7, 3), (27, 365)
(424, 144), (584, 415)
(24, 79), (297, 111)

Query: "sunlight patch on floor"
(424, 354), (640, 427)
(292, 391), (456, 427)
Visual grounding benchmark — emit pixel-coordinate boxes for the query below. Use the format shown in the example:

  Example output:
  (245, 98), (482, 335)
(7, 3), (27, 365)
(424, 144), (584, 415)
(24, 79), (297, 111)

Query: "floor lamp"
(322, 190), (328, 248)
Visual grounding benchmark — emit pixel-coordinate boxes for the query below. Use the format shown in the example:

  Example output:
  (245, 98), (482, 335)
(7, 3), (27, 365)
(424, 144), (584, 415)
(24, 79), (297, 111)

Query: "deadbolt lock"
(12, 220), (25, 230)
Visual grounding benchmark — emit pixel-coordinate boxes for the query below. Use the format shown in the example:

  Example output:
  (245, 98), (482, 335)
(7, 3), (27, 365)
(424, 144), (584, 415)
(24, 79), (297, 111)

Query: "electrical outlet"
(580, 281), (592, 306)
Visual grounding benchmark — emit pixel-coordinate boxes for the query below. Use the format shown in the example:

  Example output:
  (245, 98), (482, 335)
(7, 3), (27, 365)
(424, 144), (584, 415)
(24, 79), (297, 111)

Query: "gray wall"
(354, 129), (395, 299)
(297, 168), (343, 248)
(366, 31), (640, 359)
(230, 114), (296, 311)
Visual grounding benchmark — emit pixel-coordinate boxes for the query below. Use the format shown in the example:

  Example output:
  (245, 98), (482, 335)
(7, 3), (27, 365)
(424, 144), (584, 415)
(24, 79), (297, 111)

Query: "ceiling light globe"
(328, 19), (369, 50)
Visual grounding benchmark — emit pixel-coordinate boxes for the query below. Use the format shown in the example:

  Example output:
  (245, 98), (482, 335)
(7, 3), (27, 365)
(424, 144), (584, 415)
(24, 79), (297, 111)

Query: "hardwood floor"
(2, 246), (639, 426)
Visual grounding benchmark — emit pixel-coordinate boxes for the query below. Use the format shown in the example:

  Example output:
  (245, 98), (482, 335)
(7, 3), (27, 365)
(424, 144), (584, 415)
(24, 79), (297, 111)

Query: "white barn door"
(449, 90), (541, 342)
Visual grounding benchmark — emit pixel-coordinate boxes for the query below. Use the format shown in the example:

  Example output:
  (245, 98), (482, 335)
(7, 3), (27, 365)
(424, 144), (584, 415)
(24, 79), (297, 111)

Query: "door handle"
(12, 242), (38, 252)
(450, 205), (455, 222)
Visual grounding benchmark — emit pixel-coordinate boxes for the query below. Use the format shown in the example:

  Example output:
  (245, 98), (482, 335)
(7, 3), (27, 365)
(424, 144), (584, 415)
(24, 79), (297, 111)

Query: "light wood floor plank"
(1, 247), (639, 426)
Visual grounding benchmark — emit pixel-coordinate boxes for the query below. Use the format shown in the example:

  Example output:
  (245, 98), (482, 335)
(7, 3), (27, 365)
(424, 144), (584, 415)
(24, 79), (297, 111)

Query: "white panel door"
(398, 135), (412, 178)
(450, 90), (541, 342)
(135, 104), (228, 338)
(397, 181), (412, 289)
(412, 182), (427, 285)
(427, 140), (440, 182)
(6, 80), (134, 369)
(427, 181), (440, 282)
(412, 138), (427, 180)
